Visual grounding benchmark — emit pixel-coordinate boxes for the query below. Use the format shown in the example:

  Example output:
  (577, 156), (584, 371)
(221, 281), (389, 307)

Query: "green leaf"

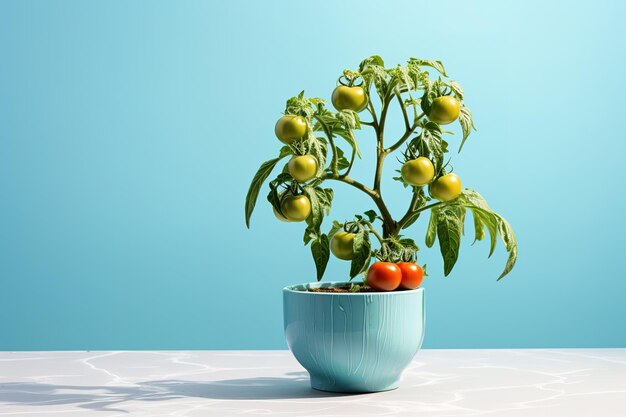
(335, 110), (360, 130)
(350, 229), (371, 279)
(436, 205), (466, 276)
(363, 210), (378, 223)
(442, 80), (464, 101)
(425, 208), (438, 248)
(359, 55), (385, 71)
(458, 105), (476, 152)
(452, 189), (518, 279)
(302, 186), (334, 245)
(244, 147), (291, 228)
(411, 121), (446, 172)
(334, 127), (362, 159)
(397, 237), (419, 252)
(335, 147), (350, 170)
(328, 220), (343, 241)
(472, 209), (486, 244)
(311, 234), (330, 281)
(409, 58), (448, 77)
(474, 210), (497, 257)
(496, 215), (518, 280)
(306, 131), (328, 176)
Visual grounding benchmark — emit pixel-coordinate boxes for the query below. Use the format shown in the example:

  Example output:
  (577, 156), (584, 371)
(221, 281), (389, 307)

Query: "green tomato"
(273, 206), (291, 222)
(430, 173), (462, 202)
(288, 155), (318, 183)
(331, 86), (368, 112)
(280, 194), (311, 222)
(401, 157), (435, 186)
(429, 96), (460, 125)
(330, 231), (355, 260)
(275, 115), (307, 144)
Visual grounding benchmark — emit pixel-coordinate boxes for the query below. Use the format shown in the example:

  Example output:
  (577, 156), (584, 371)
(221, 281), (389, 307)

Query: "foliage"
(245, 56), (517, 281)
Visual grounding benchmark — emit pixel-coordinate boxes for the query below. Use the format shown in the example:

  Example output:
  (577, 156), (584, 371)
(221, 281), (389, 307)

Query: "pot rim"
(283, 281), (424, 296)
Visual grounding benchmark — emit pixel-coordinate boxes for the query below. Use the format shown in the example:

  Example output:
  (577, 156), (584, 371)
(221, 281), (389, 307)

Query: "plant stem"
(322, 173), (395, 235)
(341, 141), (356, 178)
(385, 113), (424, 154)
(397, 93), (410, 131)
(363, 221), (384, 244)
(373, 93), (393, 192)
(396, 200), (445, 231)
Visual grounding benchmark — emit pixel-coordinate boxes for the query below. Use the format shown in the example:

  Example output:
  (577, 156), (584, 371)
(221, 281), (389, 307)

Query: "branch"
(397, 200), (445, 231)
(385, 112), (424, 154)
(322, 173), (395, 235)
(341, 140), (357, 178)
(397, 93), (410, 131)
(373, 92), (395, 192)
(363, 220), (384, 244)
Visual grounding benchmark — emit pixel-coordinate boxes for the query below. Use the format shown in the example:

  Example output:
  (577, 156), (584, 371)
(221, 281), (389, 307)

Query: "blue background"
(1, 0), (625, 350)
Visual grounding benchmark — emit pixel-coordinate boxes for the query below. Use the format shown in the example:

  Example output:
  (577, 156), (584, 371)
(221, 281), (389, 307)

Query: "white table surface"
(0, 349), (625, 416)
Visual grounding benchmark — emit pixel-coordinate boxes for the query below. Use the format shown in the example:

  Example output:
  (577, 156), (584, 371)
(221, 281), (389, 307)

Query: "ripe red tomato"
(366, 262), (402, 291)
(397, 262), (424, 290)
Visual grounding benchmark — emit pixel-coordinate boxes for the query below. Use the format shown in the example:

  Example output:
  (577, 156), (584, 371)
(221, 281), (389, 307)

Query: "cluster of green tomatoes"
(272, 85), (465, 291)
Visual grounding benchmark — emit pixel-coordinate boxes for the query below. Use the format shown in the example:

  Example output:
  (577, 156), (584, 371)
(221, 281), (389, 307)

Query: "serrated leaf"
(496, 215), (518, 280)
(443, 80), (464, 101)
(334, 128), (362, 159)
(472, 210), (486, 244)
(452, 189), (518, 280)
(397, 237), (419, 252)
(350, 229), (371, 279)
(409, 58), (448, 77)
(474, 210), (497, 257)
(311, 234), (330, 281)
(335, 147), (350, 170)
(458, 105), (476, 152)
(359, 55), (385, 71)
(305, 130), (328, 176)
(411, 121), (445, 172)
(244, 149), (291, 228)
(436, 206), (465, 276)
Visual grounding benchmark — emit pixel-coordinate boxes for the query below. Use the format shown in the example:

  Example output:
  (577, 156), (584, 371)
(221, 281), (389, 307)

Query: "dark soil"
(308, 285), (379, 293)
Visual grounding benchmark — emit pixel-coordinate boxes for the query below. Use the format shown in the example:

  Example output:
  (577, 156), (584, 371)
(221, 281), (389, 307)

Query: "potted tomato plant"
(245, 56), (517, 393)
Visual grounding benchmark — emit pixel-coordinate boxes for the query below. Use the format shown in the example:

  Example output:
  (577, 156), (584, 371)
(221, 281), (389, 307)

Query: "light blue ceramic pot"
(283, 281), (425, 393)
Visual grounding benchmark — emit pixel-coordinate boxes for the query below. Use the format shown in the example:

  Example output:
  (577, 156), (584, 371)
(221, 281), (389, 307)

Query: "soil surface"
(308, 285), (379, 293)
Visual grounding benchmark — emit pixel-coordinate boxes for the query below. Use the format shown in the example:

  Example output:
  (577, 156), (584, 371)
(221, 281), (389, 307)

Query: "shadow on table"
(0, 372), (361, 413)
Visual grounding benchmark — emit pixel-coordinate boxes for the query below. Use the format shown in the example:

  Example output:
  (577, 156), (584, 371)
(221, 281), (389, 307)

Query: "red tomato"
(366, 262), (402, 291)
(397, 262), (424, 290)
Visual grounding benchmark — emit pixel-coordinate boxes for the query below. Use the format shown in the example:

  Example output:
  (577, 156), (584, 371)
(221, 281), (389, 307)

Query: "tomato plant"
(246, 56), (518, 288)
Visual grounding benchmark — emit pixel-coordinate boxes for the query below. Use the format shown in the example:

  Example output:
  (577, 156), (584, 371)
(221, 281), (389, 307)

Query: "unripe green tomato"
(330, 231), (355, 260)
(287, 155), (318, 183)
(401, 157), (435, 186)
(275, 115), (307, 144)
(273, 206), (291, 222)
(280, 194), (311, 222)
(429, 96), (460, 125)
(430, 173), (462, 202)
(331, 86), (368, 112)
